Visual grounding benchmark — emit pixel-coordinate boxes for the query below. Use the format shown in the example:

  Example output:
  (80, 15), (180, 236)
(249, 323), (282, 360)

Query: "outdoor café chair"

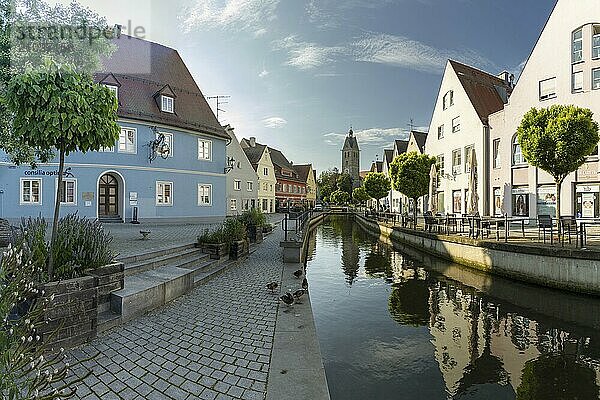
(538, 214), (553, 244)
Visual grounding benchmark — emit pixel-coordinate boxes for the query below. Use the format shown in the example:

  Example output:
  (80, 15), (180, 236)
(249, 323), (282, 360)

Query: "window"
(572, 28), (583, 63)
(247, 181), (253, 191)
(161, 95), (174, 113)
(572, 71), (584, 93)
(464, 145), (474, 173)
(118, 128), (136, 153)
(594, 26), (600, 59)
(436, 154), (445, 182)
(20, 178), (41, 205)
(437, 125), (444, 139)
(452, 117), (461, 133)
(198, 139), (212, 160)
(539, 78), (556, 100)
(198, 184), (212, 206)
(493, 139), (501, 169)
(263, 167), (268, 176)
(156, 181), (173, 206)
(512, 135), (524, 165)
(233, 180), (241, 191)
(593, 68), (600, 90)
(158, 132), (173, 157)
(58, 178), (77, 205)
(452, 149), (462, 175)
(493, 188), (502, 216)
(443, 90), (454, 110)
(230, 199), (237, 211)
(512, 187), (529, 216)
(264, 183), (268, 191)
(99, 145), (114, 152)
(105, 84), (118, 100)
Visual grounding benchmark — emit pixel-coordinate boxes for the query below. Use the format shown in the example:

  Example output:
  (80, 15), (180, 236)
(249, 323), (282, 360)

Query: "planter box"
(230, 240), (248, 260)
(198, 242), (228, 259)
(262, 225), (273, 234)
(87, 262), (124, 305)
(248, 225), (264, 243)
(39, 275), (98, 352)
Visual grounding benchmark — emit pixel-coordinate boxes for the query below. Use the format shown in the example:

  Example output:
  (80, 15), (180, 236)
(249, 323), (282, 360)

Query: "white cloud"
(272, 35), (345, 70)
(273, 32), (496, 74)
(351, 32), (496, 74)
(258, 68), (269, 78)
(323, 127), (409, 146)
(183, 0), (280, 33)
(262, 117), (287, 128)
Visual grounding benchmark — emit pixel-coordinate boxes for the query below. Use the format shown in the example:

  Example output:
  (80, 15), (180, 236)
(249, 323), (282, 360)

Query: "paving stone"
(67, 221), (285, 399)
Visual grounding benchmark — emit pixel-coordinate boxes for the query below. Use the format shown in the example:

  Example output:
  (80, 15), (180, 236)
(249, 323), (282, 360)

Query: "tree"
(363, 172), (390, 210)
(317, 168), (340, 202)
(352, 186), (370, 206)
(517, 105), (599, 221)
(6, 62), (120, 278)
(337, 172), (353, 196)
(0, 0), (116, 166)
(330, 189), (350, 205)
(389, 151), (436, 221)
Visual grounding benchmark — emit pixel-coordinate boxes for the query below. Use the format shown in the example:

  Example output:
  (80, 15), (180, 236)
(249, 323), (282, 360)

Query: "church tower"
(341, 127), (360, 186)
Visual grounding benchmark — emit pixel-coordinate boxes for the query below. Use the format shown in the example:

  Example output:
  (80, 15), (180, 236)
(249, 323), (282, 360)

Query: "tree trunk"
(413, 197), (418, 229)
(555, 179), (562, 233)
(47, 147), (65, 280)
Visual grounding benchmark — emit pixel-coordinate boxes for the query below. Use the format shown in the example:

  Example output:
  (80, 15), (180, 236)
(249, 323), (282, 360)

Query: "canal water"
(305, 216), (600, 400)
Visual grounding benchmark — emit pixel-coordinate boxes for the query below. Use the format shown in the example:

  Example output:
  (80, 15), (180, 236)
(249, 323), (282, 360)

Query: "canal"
(305, 215), (600, 400)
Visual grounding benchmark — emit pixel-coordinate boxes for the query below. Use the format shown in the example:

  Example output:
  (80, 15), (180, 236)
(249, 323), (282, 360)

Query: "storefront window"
(576, 185), (600, 218)
(512, 187), (529, 216)
(537, 186), (556, 216)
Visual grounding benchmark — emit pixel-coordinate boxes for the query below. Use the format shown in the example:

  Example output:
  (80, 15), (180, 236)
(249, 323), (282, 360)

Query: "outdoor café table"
(577, 219), (600, 248)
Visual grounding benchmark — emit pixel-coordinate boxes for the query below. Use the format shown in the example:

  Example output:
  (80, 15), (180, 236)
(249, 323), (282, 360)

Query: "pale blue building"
(0, 36), (227, 223)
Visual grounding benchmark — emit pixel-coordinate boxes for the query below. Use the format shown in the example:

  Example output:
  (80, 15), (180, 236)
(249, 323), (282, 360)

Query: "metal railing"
(281, 210), (313, 241)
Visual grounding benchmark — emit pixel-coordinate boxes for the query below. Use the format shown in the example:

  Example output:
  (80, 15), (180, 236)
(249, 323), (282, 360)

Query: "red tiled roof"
(449, 60), (511, 124)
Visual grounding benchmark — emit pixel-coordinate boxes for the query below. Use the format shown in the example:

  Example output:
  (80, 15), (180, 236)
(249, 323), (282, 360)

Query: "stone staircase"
(97, 243), (236, 333)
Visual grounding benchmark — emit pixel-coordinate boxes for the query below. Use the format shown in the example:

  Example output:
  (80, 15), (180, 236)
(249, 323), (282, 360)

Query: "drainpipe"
(483, 124), (490, 216)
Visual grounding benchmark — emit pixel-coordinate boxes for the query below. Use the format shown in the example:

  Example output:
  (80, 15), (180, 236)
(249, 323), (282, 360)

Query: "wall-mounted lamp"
(224, 156), (235, 173)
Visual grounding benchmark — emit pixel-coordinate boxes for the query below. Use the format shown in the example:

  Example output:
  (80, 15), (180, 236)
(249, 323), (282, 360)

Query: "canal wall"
(353, 213), (600, 296)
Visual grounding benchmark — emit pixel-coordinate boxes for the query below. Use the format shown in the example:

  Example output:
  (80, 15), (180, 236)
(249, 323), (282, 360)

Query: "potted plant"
(224, 217), (248, 260)
(240, 209), (266, 243)
(197, 228), (228, 260)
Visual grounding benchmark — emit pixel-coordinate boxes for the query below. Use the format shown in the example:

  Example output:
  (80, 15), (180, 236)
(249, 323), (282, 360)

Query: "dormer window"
(593, 25), (600, 60)
(443, 90), (454, 110)
(572, 28), (583, 63)
(105, 84), (118, 100)
(161, 95), (174, 113)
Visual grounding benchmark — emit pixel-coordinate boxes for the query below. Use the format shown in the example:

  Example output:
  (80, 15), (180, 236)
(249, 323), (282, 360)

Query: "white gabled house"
(425, 60), (513, 215)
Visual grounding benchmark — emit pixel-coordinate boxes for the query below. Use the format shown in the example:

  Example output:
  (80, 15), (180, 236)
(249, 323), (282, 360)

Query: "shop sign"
(576, 185), (599, 193)
(23, 167), (75, 178)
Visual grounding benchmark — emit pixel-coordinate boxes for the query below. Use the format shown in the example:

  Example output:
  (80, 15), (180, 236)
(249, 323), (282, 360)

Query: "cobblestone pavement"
(106, 214), (285, 258)
(67, 228), (286, 400)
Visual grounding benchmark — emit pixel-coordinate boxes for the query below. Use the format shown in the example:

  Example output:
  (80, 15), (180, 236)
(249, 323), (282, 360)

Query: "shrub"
(223, 217), (247, 242)
(12, 214), (116, 282)
(197, 228), (226, 245)
(239, 208), (266, 228)
(51, 215), (116, 280)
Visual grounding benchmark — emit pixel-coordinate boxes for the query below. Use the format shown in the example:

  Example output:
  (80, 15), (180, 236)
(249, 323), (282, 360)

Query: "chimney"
(249, 137), (256, 147)
(497, 71), (515, 88)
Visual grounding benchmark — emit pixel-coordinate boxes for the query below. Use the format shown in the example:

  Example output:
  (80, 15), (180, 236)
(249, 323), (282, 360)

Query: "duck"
(279, 292), (294, 307)
(293, 289), (306, 304)
(266, 282), (278, 293)
(293, 269), (303, 279)
(302, 277), (308, 291)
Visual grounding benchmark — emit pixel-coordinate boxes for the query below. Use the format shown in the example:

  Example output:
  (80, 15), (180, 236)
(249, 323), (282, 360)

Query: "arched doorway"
(98, 173), (120, 218)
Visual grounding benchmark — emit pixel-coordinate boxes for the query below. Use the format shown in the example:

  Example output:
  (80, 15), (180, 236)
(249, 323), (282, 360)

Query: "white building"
(225, 126), (258, 216)
(241, 138), (277, 214)
(425, 60), (512, 215)
(489, 0), (600, 219)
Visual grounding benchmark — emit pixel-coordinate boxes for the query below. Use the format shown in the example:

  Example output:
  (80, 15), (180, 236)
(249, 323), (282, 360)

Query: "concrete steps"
(123, 246), (208, 276)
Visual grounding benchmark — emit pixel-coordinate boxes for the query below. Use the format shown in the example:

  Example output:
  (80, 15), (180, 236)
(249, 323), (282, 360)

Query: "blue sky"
(53, 0), (556, 174)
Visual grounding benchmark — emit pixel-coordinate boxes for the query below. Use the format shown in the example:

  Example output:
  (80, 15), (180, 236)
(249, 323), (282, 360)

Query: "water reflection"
(307, 216), (600, 400)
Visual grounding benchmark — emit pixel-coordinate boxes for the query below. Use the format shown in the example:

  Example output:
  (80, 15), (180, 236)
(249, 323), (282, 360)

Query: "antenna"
(407, 118), (416, 131)
(206, 95), (231, 121)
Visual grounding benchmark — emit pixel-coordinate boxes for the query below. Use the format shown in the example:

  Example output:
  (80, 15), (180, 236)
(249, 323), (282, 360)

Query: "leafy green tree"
(6, 62), (120, 278)
(330, 189), (350, 205)
(363, 172), (391, 210)
(352, 186), (370, 205)
(389, 152), (436, 220)
(337, 172), (353, 196)
(517, 105), (599, 221)
(0, 0), (116, 166)
(317, 168), (340, 202)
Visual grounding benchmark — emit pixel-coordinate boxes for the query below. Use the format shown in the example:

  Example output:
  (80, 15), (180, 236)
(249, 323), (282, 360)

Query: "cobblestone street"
(67, 227), (286, 400)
